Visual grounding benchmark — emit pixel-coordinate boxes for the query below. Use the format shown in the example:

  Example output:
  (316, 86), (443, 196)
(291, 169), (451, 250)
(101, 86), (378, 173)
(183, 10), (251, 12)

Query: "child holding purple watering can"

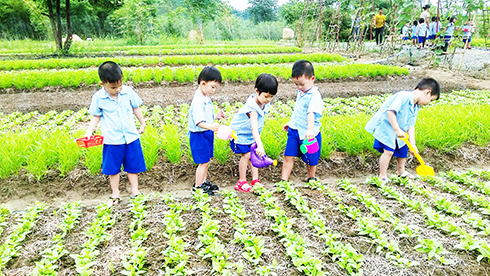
(280, 60), (322, 184)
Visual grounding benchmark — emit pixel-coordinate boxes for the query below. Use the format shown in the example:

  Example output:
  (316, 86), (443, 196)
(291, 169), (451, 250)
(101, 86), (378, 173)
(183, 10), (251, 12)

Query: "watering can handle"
(399, 133), (425, 166)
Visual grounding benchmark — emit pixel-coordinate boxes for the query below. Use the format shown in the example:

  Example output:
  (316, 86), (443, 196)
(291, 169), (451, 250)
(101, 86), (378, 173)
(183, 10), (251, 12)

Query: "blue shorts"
(463, 37), (471, 43)
(428, 35), (436, 40)
(189, 130), (214, 164)
(102, 139), (146, 175)
(411, 36), (417, 40)
(402, 36), (409, 41)
(418, 36), (426, 43)
(373, 139), (408, 158)
(230, 140), (251, 154)
(284, 128), (322, 166)
(444, 35), (452, 42)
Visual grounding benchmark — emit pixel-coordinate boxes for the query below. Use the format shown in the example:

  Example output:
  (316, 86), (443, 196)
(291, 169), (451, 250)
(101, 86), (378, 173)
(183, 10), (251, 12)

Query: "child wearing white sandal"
(365, 78), (440, 182)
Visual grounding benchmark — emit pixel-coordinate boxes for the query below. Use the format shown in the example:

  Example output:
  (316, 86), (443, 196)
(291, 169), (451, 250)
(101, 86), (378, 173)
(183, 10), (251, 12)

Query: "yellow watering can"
(399, 133), (435, 177)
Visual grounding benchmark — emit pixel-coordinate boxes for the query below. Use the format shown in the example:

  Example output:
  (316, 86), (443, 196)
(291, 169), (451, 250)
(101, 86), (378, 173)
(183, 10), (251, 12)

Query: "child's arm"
(415, 26), (420, 36)
(249, 112), (265, 157)
(215, 110), (226, 120)
(305, 112), (315, 140)
(85, 116), (101, 137)
(387, 110), (405, 138)
(197, 122), (219, 132)
(407, 126), (418, 153)
(133, 107), (146, 134)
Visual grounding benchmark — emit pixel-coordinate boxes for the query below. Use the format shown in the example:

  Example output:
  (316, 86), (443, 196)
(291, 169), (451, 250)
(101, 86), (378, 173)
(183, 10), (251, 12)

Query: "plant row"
(0, 45), (302, 57)
(0, 64), (408, 90)
(0, 53), (348, 71)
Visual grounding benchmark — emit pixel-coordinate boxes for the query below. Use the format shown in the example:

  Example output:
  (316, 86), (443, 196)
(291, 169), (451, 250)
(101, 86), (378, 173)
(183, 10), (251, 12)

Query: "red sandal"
(234, 181), (252, 192)
(251, 179), (261, 186)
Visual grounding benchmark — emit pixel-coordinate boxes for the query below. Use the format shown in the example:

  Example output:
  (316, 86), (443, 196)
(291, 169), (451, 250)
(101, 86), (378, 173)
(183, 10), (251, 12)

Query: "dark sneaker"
(203, 180), (219, 191)
(192, 184), (215, 196)
(307, 177), (318, 183)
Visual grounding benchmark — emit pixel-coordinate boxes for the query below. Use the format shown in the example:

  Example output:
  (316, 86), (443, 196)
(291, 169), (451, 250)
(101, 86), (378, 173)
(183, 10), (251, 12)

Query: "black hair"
(415, 78), (440, 100)
(98, 61), (123, 83)
(292, 60), (314, 78)
(448, 16), (456, 23)
(419, 18), (425, 24)
(413, 20), (418, 26)
(255, 73), (278, 95)
(198, 66), (222, 84)
(431, 16), (437, 22)
(423, 4), (430, 10)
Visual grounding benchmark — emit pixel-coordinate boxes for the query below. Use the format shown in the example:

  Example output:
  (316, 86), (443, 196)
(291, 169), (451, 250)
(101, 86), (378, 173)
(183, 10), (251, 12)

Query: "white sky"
(227, 0), (289, 11)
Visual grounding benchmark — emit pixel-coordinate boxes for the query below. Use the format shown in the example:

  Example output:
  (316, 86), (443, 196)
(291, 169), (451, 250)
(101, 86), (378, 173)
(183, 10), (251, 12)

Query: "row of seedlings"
(275, 180), (365, 275)
(30, 202), (83, 275)
(221, 190), (277, 275)
(0, 205), (10, 236)
(253, 184), (327, 276)
(70, 202), (116, 275)
(193, 190), (234, 275)
(160, 194), (192, 276)
(366, 177), (490, 263)
(443, 171), (490, 199)
(0, 202), (46, 272)
(121, 194), (152, 275)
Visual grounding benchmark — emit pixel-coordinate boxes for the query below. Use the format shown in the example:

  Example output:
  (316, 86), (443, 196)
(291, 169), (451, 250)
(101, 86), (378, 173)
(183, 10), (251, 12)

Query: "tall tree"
(184, 0), (220, 42)
(112, 0), (157, 44)
(247, 0), (277, 24)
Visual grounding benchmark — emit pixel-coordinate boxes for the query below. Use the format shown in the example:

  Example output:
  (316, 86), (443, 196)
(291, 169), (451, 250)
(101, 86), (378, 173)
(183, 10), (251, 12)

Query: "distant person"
(188, 66), (225, 196)
(443, 16), (458, 51)
(229, 73), (278, 192)
(428, 16), (441, 46)
(417, 18), (428, 49)
(85, 61), (147, 206)
(365, 78), (441, 182)
(462, 20), (475, 49)
(374, 8), (386, 45)
(411, 20), (419, 47)
(420, 4), (430, 26)
(402, 22), (410, 45)
(280, 60), (323, 184)
(351, 14), (361, 41)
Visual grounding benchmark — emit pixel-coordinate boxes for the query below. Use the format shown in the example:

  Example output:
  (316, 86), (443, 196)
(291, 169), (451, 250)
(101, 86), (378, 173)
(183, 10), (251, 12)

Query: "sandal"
(251, 179), (261, 186)
(130, 193), (143, 199)
(234, 181), (252, 193)
(109, 197), (121, 206)
(398, 171), (415, 179)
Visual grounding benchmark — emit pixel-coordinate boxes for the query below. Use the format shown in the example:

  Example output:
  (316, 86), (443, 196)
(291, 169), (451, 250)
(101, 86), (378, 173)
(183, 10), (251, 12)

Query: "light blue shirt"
(402, 26), (408, 36)
(229, 93), (270, 145)
(365, 91), (419, 149)
(429, 21), (441, 35)
(289, 86), (323, 140)
(188, 89), (215, 133)
(411, 26), (418, 37)
(445, 22), (455, 36)
(418, 24), (428, 37)
(462, 24), (472, 37)
(88, 85), (142, 145)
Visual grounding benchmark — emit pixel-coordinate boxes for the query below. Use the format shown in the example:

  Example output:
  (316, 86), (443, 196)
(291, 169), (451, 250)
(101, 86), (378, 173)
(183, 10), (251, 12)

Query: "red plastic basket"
(76, 135), (104, 148)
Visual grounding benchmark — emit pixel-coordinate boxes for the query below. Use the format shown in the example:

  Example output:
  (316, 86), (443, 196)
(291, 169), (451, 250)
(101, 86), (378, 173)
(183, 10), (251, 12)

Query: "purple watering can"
(250, 143), (277, 168)
(300, 138), (319, 154)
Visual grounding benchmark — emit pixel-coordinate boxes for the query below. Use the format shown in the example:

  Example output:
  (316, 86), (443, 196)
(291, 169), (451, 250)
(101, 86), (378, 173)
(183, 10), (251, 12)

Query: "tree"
(184, 0), (221, 42)
(247, 0), (277, 24)
(112, 0), (157, 44)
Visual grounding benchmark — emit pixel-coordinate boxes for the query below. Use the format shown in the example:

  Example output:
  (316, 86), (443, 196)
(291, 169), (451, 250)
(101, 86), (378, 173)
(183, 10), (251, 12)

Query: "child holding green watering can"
(365, 78), (440, 183)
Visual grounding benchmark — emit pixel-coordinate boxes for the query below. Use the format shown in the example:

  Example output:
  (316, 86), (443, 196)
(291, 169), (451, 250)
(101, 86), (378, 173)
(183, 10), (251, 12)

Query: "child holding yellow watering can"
(365, 78), (440, 182)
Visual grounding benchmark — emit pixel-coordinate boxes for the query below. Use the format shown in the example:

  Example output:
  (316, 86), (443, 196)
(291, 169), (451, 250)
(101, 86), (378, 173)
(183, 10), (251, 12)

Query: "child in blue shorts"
(411, 20), (419, 47)
(85, 61), (147, 205)
(188, 66), (225, 195)
(365, 78), (440, 182)
(280, 60), (323, 183)
(229, 73), (278, 192)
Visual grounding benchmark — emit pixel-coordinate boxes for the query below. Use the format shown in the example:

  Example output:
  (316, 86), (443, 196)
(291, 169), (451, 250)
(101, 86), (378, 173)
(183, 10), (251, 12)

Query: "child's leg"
(195, 162), (209, 186)
(396, 157), (407, 176)
(127, 173), (139, 196)
(379, 150), (394, 179)
(238, 153), (251, 182)
(109, 173), (121, 198)
(281, 156), (295, 181)
(306, 164), (317, 179)
(250, 162), (259, 181)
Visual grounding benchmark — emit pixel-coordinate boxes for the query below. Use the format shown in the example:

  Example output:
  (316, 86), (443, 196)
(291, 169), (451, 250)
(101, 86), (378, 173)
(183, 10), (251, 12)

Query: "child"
(188, 66), (225, 195)
(402, 23), (410, 44)
(462, 20), (472, 49)
(428, 17), (440, 46)
(417, 18), (428, 49)
(443, 16), (458, 51)
(365, 78), (440, 182)
(229, 73), (278, 192)
(411, 20), (419, 47)
(85, 61), (147, 205)
(280, 60), (323, 183)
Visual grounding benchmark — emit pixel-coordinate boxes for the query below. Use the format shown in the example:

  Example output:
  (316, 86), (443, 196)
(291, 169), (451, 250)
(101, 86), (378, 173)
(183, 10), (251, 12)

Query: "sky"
(227, 0), (289, 11)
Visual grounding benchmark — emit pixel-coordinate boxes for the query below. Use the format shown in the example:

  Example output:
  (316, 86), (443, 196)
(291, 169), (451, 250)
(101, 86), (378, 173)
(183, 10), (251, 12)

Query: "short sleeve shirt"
(365, 91), (419, 149)
(420, 11), (430, 23)
(445, 22), (455, 36)
(88, 85), (142, 145)
(229, 93), (270, 145)
(374, 14), (386, 28)
(462, 24), (472, 37)
(418, 24), (428, 37)
(289, 86), (323, 140)
(188, 89), (215, 133)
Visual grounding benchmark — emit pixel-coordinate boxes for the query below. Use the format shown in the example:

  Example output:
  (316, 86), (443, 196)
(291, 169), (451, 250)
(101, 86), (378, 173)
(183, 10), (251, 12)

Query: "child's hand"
(211, 123), (220, 132)
(139, 125), (146, 134)
(305, 129), (315, 141)
(395, 129), (406, 138)
(84, 131), (92, 138)
(216, 110), (226, 120)
(255, 145), (266, 158)
(283, 123), (289, 132)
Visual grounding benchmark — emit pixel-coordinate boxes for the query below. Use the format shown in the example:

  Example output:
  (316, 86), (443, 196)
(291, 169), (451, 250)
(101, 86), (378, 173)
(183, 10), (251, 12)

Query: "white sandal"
(399, 171), (415, 179)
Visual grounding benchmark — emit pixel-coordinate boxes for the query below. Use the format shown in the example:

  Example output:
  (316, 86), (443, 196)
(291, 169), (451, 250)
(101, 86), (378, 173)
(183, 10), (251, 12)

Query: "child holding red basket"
(85, 61), (146, 206)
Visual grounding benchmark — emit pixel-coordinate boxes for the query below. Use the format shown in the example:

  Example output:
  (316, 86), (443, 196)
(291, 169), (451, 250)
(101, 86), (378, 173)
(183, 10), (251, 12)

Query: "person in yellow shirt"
(374, 8), (386, 45)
